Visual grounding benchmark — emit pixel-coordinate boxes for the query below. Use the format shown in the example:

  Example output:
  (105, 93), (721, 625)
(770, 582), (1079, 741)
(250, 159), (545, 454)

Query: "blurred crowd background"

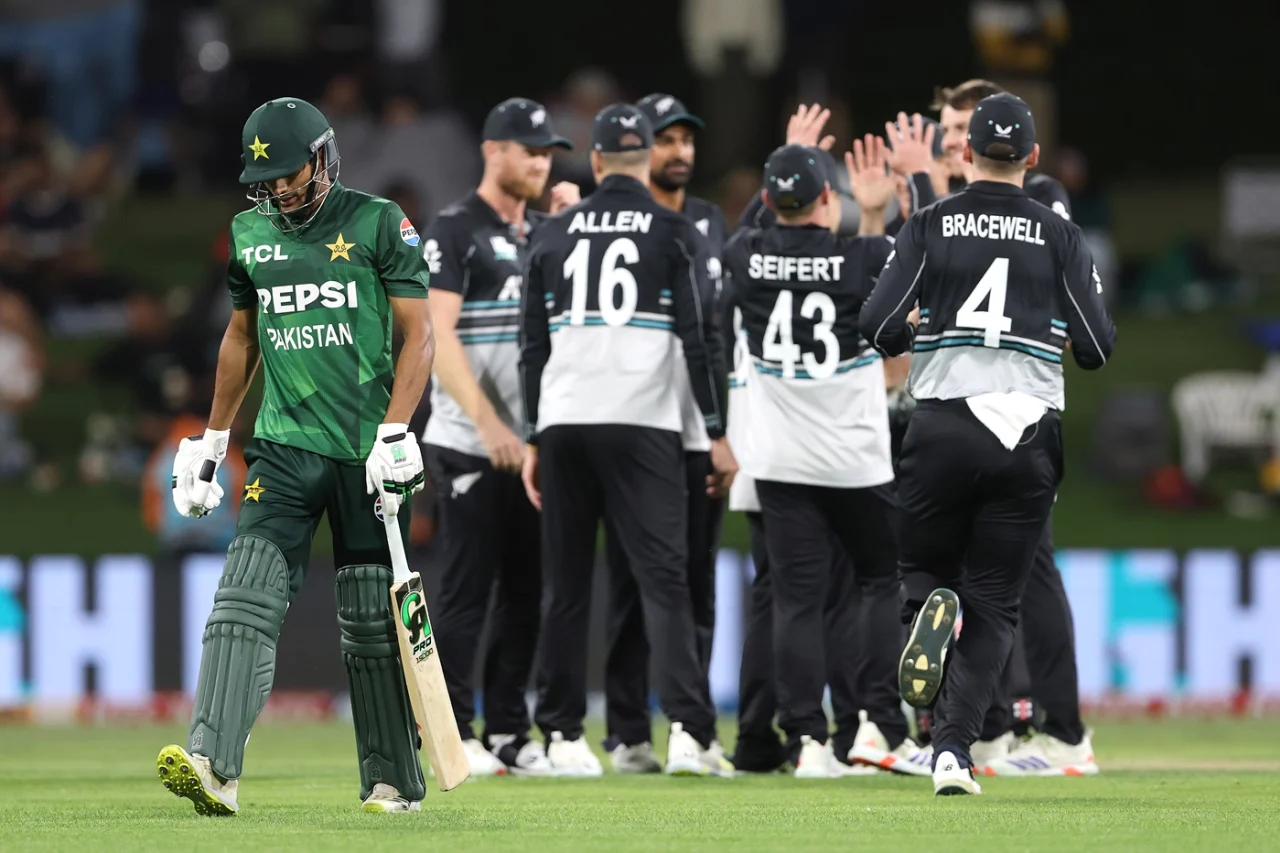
(1, 0), (1278, 560)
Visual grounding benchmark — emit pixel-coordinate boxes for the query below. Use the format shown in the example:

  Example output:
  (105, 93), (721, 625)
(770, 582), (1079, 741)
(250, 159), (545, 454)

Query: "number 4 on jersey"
(956, 257), (1012, 348)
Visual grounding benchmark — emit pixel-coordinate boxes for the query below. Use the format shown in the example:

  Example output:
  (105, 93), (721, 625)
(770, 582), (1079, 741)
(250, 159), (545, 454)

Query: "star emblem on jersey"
(244, 477), (265, 502)
(422, 239), (442, 273)
(249, 135), (270, 160)
(326, 233), (355, 261)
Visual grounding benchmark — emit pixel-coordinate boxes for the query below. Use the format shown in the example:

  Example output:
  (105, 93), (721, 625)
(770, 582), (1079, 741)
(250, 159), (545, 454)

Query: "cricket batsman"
(156, 97), (435, 815)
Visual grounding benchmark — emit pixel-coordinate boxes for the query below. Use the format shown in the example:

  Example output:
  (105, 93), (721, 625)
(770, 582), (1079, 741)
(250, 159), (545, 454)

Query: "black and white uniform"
(521, 174), (725, 746)
(726, 223), (905, 751)
(860, 180), (1115, 764)
(981, 174), (1087, 745)
(602, 195), (728, 747)
(419, 193), (543, 743)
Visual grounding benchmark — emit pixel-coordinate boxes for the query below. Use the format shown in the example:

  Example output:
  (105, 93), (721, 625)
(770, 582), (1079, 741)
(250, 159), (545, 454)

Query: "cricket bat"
(384, 504), (470, 791)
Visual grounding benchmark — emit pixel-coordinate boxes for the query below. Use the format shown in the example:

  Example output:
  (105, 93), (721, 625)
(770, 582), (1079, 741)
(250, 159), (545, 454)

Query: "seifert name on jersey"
(227, 183), (430, 463)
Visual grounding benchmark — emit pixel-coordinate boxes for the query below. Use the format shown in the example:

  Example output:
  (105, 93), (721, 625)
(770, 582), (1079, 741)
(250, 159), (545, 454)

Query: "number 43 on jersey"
(763, 289), (839, 379)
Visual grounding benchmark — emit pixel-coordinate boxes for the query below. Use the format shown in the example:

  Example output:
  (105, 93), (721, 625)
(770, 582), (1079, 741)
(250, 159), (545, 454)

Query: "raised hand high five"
(845, 134), (895, 214)
(786, 103), (837, 152)
(884, 111), (937, 177)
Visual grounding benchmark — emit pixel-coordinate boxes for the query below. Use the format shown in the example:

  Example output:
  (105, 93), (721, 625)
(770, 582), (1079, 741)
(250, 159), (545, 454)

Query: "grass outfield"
(2, 719), (1278, 851)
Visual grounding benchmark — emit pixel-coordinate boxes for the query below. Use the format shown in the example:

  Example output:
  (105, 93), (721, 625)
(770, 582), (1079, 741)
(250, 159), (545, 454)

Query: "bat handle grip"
(383, 510), (412, 584)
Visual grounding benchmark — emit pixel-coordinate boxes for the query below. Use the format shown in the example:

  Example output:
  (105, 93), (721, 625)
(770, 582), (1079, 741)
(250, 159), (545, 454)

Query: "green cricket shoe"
(899, 588), (960, 709)
(156, 744), (239, 816)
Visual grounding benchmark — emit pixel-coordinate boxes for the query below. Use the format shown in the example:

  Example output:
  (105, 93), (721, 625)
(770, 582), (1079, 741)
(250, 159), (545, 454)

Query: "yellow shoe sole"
(156, 744), (236, 817)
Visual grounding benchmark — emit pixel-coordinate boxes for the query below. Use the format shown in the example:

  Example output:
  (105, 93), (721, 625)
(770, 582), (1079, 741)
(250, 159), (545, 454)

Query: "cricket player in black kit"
(927, 80), (1093, 774)
(725, 144), (904, 779)
(860, 93), (1115, 796)
(421, 98), (572, 778)
(520, 104), (738, 778)
(599, 93), (730, 773)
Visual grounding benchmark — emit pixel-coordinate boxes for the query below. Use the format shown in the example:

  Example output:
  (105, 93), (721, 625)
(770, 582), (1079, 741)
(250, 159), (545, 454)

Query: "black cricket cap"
(592, 104), (653, 152)
(967, 93), (1036, 162)
(635, 93), (705, 133)
(764, 144), (828, 211)
(482, 97), (572, 150)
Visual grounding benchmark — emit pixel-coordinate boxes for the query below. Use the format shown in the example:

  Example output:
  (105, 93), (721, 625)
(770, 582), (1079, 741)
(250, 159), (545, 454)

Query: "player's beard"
(651, 161), (691, 193)
(500, 173), (547, 202)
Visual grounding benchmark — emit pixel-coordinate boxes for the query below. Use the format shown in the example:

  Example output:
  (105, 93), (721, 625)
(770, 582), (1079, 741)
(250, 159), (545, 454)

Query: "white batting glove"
(172, 428), (230, 518)
(364, 423), (425, 511)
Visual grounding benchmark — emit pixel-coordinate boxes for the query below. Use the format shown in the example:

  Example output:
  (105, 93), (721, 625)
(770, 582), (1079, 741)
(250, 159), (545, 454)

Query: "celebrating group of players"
(157, 75), (1115, 817)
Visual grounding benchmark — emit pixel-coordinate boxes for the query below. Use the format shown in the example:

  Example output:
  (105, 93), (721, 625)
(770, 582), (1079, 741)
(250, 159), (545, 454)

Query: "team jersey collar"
(467, 190), (526, 239)
(965, 180), (1028, 197)
(597, 173), (651, 198)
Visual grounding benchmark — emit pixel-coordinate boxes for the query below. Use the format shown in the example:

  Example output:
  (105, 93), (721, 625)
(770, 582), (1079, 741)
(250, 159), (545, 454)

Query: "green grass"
(1, 719), (1278, 851)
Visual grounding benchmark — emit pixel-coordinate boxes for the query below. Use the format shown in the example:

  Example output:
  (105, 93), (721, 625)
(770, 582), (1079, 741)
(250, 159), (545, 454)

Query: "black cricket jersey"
(675, 194), (729, 451)
(860, 180), (1115, 410)
(420, 191), (543, 457)
(724, 223), (895, 488)
(520, 174), (726, 442)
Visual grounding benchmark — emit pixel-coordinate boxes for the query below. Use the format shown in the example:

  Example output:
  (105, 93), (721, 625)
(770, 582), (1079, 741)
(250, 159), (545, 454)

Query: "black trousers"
(533, 424), (715, 745)
(897, 400), (1062, 765)
(425, 444), (541, 740)
(977, 517), (1085, 745)
(735, 511), (865, 762)
(756, 479), (903, 750)
(603, 450), (723, 746)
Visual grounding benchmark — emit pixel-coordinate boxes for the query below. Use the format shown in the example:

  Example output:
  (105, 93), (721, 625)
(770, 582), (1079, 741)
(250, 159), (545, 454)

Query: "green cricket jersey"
(227, 183), (429, 463)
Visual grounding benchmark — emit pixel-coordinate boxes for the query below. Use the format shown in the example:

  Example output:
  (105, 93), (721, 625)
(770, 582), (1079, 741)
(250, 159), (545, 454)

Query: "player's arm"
(1057, 223), (1115, 369)
(518, 242), (551, 447)
(386, 297), (435, 423)
(377, 203), (436, 423)
(422, 220), (523, 471)
(208, 254), (261, 430)
(736, 193), (775, 233)
(860, 215), (926, 358)
(673, 227), (726, 439)
(673, 225), (737, 494)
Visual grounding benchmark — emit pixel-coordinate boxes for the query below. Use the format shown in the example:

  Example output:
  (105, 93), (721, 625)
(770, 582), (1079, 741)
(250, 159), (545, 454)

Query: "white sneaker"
(702, 739), (737, 778)
(611, 741), (662, 774)
(933, 750), (982, 796)
(546, 731), (603, 778)
(970, 731), (1016, 773)
(490, 734), (555, 777)
(462, 737), (508, 777)
(362, 782), (422, 813)
(794, 735), (840, 779)
(157, 745), (239, 815)
(847, 709), (933, 777)
(983, 731), (1099, 777)
(664, 722), (705, 776)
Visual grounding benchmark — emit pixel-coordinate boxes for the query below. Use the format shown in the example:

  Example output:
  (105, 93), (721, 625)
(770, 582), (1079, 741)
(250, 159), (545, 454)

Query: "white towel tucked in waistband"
(964, 391), (1049, 450)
